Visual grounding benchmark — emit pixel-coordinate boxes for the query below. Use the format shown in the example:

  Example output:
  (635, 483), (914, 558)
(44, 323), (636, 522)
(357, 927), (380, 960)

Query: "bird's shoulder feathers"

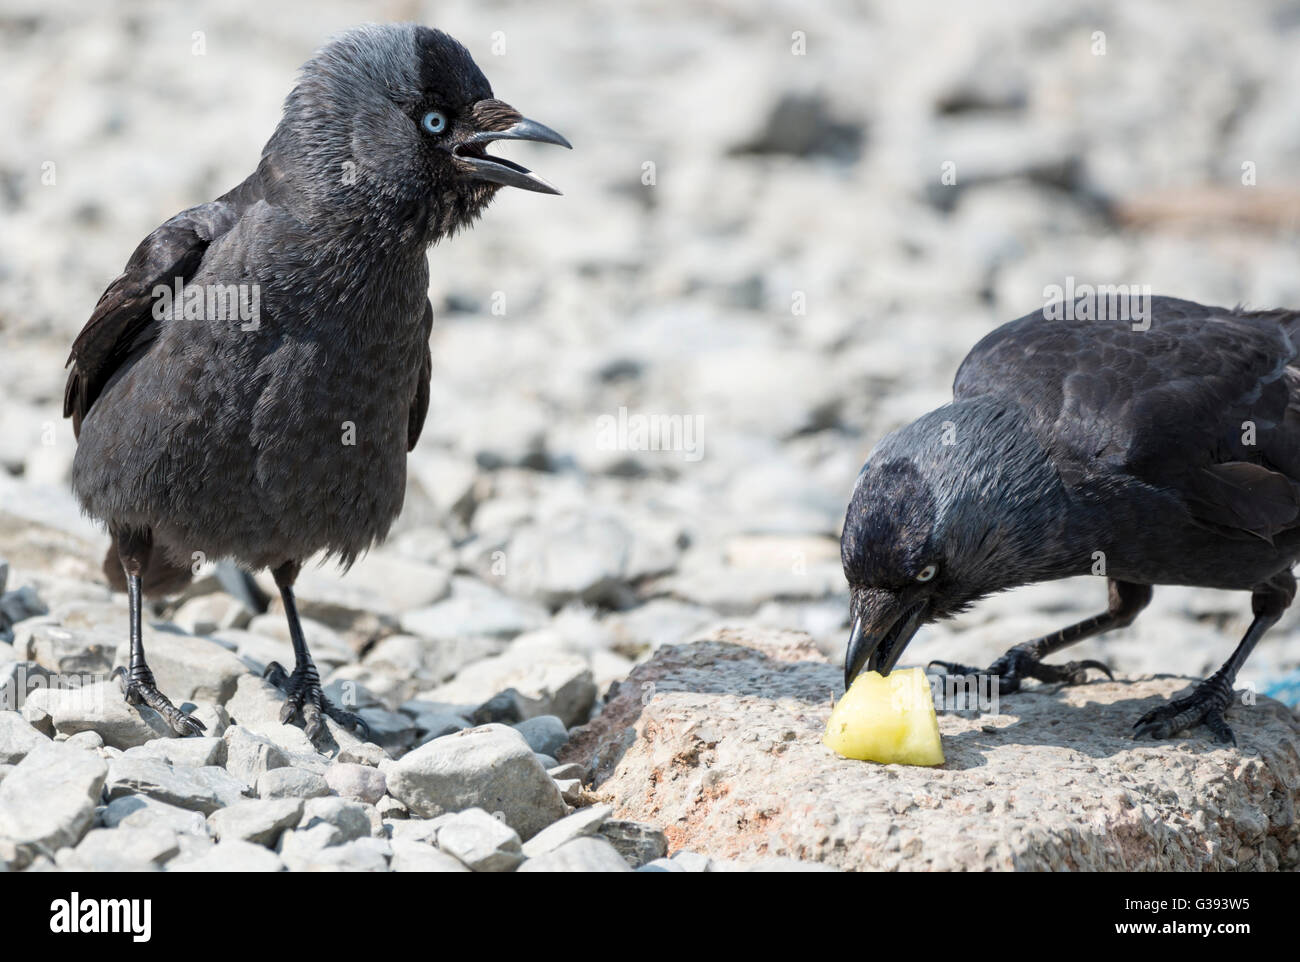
(954, 296), (1300, 541)
(63, 173), (264, 436)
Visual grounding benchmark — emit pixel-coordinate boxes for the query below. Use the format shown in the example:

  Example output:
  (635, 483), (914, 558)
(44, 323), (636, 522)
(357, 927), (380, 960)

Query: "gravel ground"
(2, 0), (1300, 871)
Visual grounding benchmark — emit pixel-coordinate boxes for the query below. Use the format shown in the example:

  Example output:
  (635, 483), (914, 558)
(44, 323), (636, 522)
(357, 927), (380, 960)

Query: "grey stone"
(354, 706), (418, 754)
(386, 724), (566, 840)
(514, 715), (568, 756)
(390, 838), (470, 872)
(637, 857), (686, 872)
(0, 661), (53, 713)
(189, 703), (230, 737)
(23, 621), (117, 674)
(599, 819), (668, 867)
(256, 767), (329, 801)
(434, 807), (524, 872)
(376, 794), (407, 819)
(71, 826), (179, 870)
(24, 680), (171, 748)
(400, 577), (548, 643)
(208, 798), (303, 847)
(0, 741), (106, 854)
(0, 710), (50, 763)
(547, 762), (584, 781)
(555, 778), (583, 805)
(413, 712), (470, 743)
(298, 796), (372, 844)
(670, 851), (712, 872)
(170, 838), (284, 872)
(285, 836), (391, 872)
(495, 512), (636, 607)
(223, 725), (290, 785)
(387, 814), (453, 845)
(426, 650), (596, 727)
(102, 795), (209, 836)
(517, 836), (632, 872)
(172, 594), (252, 636)
(522, 803), (613, 858)
(62, 729), (104, 750)
(324, 763), (386, 804)
(105, 757), (249, 815)
(124, 735), (225, 768)
(277, 824), (343, 861)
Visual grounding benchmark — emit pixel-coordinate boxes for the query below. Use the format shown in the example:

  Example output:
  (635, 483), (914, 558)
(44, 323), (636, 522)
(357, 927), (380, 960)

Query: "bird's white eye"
(915, 564), (938, 583)
(421, 110), (448, 135)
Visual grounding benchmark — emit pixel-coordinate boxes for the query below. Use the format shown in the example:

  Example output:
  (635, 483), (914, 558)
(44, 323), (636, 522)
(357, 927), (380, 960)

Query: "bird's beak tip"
(458, 116), (570, 194)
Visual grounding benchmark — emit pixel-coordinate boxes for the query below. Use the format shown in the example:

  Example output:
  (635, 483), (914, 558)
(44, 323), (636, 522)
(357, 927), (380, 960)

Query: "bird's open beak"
(844, 590), (927, 690)
(455, 116), (572, 195)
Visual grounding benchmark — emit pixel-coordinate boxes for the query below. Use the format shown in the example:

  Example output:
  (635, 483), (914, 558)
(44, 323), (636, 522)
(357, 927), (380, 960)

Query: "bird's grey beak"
(455, 117), (571, 195)
(844, 591), (927, 689)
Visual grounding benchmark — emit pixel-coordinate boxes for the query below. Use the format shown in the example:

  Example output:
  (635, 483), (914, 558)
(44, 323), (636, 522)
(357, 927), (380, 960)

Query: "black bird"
(841, 296), (1300, 743)
(63, 24), (570, 739)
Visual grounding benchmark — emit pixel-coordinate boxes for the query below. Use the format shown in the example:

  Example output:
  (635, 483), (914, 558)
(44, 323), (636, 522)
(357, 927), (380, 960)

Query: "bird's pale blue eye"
(421, 110), (448, 135)
(915, 564), (938, 583)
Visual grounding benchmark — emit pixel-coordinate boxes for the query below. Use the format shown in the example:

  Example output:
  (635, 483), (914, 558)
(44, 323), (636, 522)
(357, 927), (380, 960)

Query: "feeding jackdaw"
(64, 24), (570, 738)
(841, 296), (1300, 743)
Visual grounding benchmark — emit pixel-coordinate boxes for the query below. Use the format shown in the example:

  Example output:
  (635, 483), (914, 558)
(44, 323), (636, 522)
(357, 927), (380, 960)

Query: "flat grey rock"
(105, 756), (249, 815)
(24, 681), (170, 749)
(0, 710), (49, 764)
(522, 803), (612, 859)
(256, 767), (330, 801)
(517, 836), (632, 873)
(434, 807), (523, 872)
(324, 762), (387, 804)
(223, 725), (291, 785)
(102, 795), (210, 836)
(390, 838), (470, 872)
(123, 736), (225, 768)
(599, 819), (668, 867)
(208, 798), (304, 847)
(514, 715), (568, 756)
(386, 724), (566, 840)
(0, 740), (106, 856)
(68, 826), (180, 870)
(170, 838), (284, 872)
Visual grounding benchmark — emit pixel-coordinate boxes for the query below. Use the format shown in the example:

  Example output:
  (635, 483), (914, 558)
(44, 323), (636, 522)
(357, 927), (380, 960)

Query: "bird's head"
(264, 24), (570, 244)
(840, 400), (1069, 689)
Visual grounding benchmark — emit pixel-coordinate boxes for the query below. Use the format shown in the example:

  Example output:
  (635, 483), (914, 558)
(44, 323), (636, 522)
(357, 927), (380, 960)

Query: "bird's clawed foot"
(1133, 675), (1236, 744)
(930, 643), (1113, 695)
(263, 661), (370, 742)
(112, 665), (206, 737)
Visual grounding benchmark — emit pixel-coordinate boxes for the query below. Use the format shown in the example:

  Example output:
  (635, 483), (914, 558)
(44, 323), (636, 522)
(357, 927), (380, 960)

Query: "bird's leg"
(931, 579), (1152, 695)
(110, 529), (206, 736)
(262, 560), (369, 742)
(1134, 571), (1295, 744)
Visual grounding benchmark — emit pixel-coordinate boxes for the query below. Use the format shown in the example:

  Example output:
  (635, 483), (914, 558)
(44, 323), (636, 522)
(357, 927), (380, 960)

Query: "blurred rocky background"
(1, 0), (1299, 871)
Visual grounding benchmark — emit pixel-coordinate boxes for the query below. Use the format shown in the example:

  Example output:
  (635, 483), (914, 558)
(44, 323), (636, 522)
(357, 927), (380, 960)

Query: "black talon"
(264, 657), (368, 742)
(1133, 675), (1236, 744)
(113, 663), (206, 737)
(929, 646), (1113, 696)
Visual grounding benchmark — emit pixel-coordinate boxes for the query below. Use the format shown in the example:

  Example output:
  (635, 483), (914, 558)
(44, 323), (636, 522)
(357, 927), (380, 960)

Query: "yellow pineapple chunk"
(823, 667), (944, 766)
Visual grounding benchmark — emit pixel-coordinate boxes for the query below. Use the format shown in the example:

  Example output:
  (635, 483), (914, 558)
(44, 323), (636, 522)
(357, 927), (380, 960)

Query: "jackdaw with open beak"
(841, 296), (1300, 743)
(64, 24), (570, 739)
